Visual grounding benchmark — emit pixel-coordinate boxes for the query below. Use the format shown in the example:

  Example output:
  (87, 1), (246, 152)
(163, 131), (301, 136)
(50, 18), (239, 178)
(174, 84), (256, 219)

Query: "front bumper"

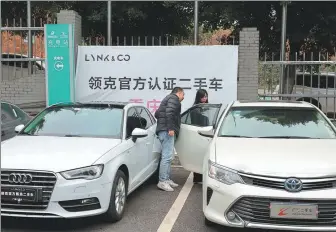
(1, 172), (112, 218)
(203, 176), (336, 231)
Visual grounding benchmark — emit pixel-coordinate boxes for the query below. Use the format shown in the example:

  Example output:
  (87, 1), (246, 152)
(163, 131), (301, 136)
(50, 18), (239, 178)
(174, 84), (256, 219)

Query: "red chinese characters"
(128, 98), (161, 113)
(147, 99), (161, 113)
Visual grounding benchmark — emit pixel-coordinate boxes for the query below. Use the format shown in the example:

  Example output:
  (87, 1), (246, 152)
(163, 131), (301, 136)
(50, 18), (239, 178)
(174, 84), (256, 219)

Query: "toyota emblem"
(8, 173), (33, 184)
(284, 177), (303, 192)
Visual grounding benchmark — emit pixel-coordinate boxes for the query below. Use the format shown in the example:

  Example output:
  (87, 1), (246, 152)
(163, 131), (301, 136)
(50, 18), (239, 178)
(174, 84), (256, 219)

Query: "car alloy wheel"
(115, 177), (126, 214)
(102, 170), (128, 223)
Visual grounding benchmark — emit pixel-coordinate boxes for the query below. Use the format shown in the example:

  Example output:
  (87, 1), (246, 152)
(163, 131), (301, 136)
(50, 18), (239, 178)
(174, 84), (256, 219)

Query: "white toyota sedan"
(175, 100), (336, 231)
(1, 102), (160, 222)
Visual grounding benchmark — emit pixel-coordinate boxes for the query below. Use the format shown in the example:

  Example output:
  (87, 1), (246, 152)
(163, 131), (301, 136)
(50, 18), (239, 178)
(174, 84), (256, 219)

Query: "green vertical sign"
(45, 24), (75, 106)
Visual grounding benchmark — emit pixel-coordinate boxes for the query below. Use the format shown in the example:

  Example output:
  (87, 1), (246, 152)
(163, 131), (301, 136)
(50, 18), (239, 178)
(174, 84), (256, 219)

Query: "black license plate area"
(1, 187), (39, 203)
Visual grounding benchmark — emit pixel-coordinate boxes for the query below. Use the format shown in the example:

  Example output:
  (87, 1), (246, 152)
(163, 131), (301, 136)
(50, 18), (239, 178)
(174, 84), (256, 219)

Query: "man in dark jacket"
(155, 87), (184, 191)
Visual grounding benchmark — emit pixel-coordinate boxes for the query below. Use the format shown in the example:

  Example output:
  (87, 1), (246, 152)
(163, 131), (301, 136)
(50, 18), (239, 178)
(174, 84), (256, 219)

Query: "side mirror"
(15, 124), (25, 133)
(198, 126), (215, 138)
(131, 128), (148, 142)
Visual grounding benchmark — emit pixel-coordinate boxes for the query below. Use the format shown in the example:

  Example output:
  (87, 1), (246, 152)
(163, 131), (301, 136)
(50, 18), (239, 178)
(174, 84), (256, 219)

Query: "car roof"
(231, 100), (314, 108)
(49, 101), (145, 109)
(1, 100), (18, 106)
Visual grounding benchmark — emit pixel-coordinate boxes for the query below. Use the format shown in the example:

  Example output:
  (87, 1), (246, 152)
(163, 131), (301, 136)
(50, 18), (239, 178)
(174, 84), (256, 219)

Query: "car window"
(214, 104), (227, 129)
(181, 110), (190, 124)
(136, 107), (153, 129)
(126, 107), (142, 139)
(1, 103), (17, 123)
(296, 74), (336, 89)
(182, 105), (220, 127)
(10, 104), (29, 120)
(1, 112), (10, 123)
(1, 54), (9, 66)
(218, 106), (336, 139)
(21, 106), (123, 138)
(1, 54), (43, 69)
(2, 54), (26, 68)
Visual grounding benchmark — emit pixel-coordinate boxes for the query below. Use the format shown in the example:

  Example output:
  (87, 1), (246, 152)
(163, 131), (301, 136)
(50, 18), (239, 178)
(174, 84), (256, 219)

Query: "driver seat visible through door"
(126, 116), (147, 138)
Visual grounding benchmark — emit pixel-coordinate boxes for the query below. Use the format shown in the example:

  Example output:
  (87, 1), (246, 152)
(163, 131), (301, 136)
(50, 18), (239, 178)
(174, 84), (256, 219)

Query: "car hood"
(1, 136), (121, 172)
(214, 138), (336, 178)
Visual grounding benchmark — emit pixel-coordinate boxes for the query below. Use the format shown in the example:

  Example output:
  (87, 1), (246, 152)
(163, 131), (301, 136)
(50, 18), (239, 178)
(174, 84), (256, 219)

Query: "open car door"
(175, 103), (222, 174)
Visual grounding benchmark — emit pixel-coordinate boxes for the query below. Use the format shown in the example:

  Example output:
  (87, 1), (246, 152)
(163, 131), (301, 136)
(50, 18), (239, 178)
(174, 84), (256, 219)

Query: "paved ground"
(2, 167), (277, 232)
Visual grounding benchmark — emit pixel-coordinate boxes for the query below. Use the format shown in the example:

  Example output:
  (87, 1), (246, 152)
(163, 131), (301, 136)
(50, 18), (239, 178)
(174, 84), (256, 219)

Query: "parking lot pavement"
(2, 167), (278, 232)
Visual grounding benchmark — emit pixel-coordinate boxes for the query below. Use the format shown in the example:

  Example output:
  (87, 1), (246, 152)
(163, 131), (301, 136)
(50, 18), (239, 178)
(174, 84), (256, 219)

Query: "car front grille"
(240, 173), (336, 191)
(231, 197), (336, 226)
(1, 170), (57, 210)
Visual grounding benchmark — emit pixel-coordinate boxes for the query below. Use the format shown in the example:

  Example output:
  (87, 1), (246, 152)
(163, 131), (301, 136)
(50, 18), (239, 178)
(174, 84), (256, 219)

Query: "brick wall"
(237, 28), (259, 100)
(1, 74), (45, 105)
(57, 10), (82, 68)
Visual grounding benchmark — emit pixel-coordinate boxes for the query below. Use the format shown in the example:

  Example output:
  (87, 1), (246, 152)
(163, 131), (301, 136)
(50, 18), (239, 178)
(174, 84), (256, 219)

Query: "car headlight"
(208, 160), (244, 185)
(60, 164), (104, 180)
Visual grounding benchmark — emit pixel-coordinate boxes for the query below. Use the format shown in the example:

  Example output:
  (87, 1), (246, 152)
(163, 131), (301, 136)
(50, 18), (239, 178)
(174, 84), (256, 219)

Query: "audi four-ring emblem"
(8, 173), (33, 184)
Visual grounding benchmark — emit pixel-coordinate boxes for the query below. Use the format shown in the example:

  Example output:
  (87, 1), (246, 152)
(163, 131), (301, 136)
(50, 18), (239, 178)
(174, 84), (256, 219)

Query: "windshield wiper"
(19, 131), (34, 136)
(219, 135), (253, 138)
(64, 134), (82, 137)
(257, 136), (315, 139)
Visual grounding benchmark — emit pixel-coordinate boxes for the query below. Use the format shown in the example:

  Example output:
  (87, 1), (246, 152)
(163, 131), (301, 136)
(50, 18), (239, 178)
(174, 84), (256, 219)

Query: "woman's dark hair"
(194, 89), (208, 104)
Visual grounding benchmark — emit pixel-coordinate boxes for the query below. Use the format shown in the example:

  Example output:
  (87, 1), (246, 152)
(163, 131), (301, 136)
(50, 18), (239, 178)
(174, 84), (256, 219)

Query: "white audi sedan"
(1, 102), (160, 222)
(175, 100), (336, 231)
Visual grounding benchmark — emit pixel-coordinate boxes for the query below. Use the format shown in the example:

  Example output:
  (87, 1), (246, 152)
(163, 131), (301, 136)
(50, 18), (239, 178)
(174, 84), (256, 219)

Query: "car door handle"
(146, 142), (150, 145)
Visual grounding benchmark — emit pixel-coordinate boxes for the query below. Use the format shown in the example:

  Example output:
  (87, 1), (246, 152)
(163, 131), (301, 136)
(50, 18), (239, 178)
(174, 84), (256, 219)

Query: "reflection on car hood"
(1, 136), (121, 172)
(215, 137), (336, 178)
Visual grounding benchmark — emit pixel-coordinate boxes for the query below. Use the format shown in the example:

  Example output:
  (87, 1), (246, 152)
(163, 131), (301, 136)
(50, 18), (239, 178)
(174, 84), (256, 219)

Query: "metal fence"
(1, 34), (187, 81)
(82, 34), (237, 46)
(83, 36), (185, 46)
(259, 52), (336, 119)
(1, 16), (236, 81)
(1, 17), (48, 81)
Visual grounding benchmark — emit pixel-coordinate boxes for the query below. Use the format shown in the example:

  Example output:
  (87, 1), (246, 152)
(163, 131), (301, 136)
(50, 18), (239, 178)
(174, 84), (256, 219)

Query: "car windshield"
(20, 105), (123, 138)
(218, 106), (336, 139)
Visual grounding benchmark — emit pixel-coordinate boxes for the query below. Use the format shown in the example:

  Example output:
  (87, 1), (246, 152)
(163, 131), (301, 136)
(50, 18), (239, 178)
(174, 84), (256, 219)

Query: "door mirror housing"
(15, 124), (25, 133)
(131, 128), (148, 142)
(198, 126), (215, 138)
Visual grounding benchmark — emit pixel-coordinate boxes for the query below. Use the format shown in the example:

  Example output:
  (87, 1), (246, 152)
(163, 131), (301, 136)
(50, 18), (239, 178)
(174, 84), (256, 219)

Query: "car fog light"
(226, 211), (243, 227)
(81, 198), (96, 204)
(59, 197), (101, 212)
(227, 211), (236, 220)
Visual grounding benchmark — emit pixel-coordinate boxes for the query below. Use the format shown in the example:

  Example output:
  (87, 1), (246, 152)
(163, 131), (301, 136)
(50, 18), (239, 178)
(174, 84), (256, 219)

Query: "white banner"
(75, 46), (238, 113)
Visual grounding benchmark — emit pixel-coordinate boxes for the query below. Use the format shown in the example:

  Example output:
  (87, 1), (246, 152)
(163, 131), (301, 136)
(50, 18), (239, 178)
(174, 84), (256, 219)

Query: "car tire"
(103, 170), (128, 223)
(204, 216), (216, 227)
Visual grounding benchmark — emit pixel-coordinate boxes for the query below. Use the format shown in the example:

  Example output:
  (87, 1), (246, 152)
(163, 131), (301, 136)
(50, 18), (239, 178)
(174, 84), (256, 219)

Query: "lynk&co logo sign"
(84, 54), (130, 62)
